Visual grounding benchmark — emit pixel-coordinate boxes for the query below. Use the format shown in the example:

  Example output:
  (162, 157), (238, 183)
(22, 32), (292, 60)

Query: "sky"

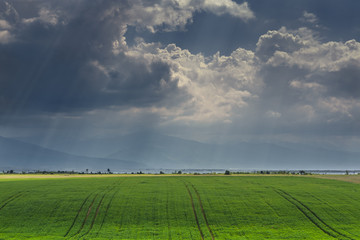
(0, 0), (360, 159)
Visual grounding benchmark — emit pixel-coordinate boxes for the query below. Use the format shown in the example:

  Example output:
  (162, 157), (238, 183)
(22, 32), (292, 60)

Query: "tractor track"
(184, 183), (204, 240)
(96, 189), (119, 237)
(189, 183), (215, 240)
(70, 181), (122, 238)
(64, 194), (92, 237)
(0, 192), (22, 211)
(275, 189), (354, 240)
(79, 194), (106, 238)
(71, 193), (98, 238)
(94, 179), (124, 237)
(278, 190), (354, 240)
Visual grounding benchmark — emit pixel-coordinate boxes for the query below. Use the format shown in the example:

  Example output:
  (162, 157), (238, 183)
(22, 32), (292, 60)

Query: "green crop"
(1, 175), (360, 239)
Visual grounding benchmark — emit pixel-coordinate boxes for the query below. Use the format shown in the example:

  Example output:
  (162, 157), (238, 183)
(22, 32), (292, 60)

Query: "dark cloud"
(128, 0), (360, 56)
(1, 0), (360, 163)
(0, 0), (181, 114)
(258, 65), (308, 108)
(0, 1), (19, 24)
(316, 66), (360, 99)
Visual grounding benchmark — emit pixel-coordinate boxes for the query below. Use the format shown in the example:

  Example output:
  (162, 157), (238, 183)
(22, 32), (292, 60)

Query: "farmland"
(1, 175), (360, 239)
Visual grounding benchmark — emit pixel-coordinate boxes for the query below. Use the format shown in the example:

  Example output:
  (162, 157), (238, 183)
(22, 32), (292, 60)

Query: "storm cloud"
(0, 0), (360, 163)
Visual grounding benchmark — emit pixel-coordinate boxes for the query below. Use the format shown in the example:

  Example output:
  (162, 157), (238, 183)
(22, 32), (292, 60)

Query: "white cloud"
(201, 0), (254, 20)
(116, 0), (254, 33)
(318, 97), (356, 119)
(126, 42), (257, 123)
(121, 25), (360, 129)
(294, 105), (316, 122)
(255, 27), (360, 130)
(300, 11), (318, 24)
(268, 39), (360, 72)
(256, 27), (307, 61)
(23, 8), (59, 25)
(0, 1), (18, 43)
(290, 80), (325, 92)
(0, 18), (12, 44)
(266, 110), (281, 119)
(0, 29), (12, 43)
(2, 0), (360, 141)
(0, 19), (10, 29)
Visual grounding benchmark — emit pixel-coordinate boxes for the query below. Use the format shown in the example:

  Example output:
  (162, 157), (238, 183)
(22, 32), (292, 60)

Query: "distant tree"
(299, 170), (306, 175)
(160, 171), (164, 174)
(224, 170), (230, 175)
(86, 169), (89, 174)
(177, 170), (182, 174)
(107, 168), (112, 174)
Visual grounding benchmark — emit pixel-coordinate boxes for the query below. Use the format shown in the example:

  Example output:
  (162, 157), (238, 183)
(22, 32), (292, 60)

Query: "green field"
(1, 175), (360, 239)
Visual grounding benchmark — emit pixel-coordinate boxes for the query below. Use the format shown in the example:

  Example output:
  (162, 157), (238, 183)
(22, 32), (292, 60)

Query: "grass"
(1, 175), (360, 239)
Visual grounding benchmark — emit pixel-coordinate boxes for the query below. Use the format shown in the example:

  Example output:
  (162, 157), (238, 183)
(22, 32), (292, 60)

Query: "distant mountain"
(106, 132), (360, 170)
(0, 136), (146, 171)
(107, 133), (215, 168)
(10, 132), (360, 170)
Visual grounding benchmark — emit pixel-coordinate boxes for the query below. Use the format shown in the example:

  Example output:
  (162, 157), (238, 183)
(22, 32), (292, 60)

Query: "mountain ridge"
(106, 133), (360, 169)
(4, 133), (360, 170)
(0, 136), (146, 171)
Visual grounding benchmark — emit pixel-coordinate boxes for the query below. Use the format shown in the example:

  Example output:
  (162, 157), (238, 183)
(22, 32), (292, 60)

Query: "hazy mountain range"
(0, 136), (145, 172)
(106, 133), (360, 170)
(1, 132), (360, 171)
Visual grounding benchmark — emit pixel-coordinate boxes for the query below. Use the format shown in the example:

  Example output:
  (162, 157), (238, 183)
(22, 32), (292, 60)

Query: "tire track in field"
(184, 183), (204, 240)
(275, 189), (335, 238)
(96, 178), (124, 236)
(79, 194), (106, 238)
(96, 189), (119, 237)
(278, 190), (354, 240)
(275, 189), (354, 240)
(64, 194), (92, 237)
(0, 192), (22, 211)
(263, 200), (281, 218)
(70, 193), (98, 238)
(64, 180), (122, 238)
(305, 192), (360, 239)
(189, 183), (215, 240)
(86, 179), (125, 238)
